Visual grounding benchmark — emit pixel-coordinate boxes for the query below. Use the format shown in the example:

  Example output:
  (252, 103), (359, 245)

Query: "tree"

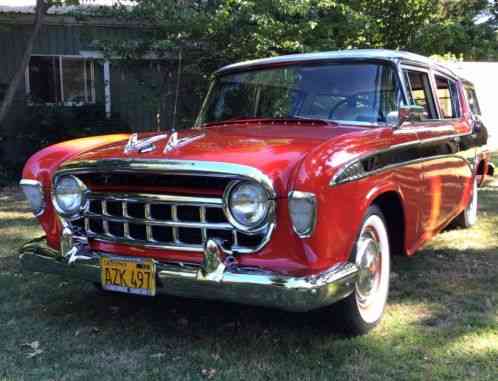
(0, 0), (80, 127)
(86, 0), (498, 128)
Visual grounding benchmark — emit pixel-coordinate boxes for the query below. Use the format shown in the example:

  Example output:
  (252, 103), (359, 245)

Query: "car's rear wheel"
(453, 176), (478, 228)
(334, 205), (390, 335)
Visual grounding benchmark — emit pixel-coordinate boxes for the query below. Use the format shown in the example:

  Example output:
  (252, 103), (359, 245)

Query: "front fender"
(285, 129), (399, 272)
(21, 134), (130, 249)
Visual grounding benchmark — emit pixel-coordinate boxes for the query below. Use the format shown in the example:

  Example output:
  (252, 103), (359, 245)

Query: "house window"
(27, 56), (95, 105)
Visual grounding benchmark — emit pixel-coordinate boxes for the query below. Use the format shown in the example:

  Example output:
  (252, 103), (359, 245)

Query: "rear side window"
(464, 86), (481, 116)
(435, 75), (460, 119)
(403, 69), (437, 119)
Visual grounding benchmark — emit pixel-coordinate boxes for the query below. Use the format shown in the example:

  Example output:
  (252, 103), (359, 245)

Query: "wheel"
(334, 205), (390, 335)
(453, 176), (478, 228)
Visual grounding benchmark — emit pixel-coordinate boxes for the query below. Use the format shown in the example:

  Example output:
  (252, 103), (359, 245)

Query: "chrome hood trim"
(57, 158), (276, 198)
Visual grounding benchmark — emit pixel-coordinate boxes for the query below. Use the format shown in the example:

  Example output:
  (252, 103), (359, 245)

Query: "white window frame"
(25, 54), (96, 106)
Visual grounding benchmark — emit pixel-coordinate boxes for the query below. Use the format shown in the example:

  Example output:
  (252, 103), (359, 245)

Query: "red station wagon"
(19, 50), (493, 335)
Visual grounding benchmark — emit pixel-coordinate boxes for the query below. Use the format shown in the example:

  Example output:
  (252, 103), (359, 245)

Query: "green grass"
(1, 180), (497, 381)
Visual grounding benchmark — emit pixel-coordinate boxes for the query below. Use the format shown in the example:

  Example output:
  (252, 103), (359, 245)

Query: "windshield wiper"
(277, 116), (330, 124)
(201, 116), (332, 127)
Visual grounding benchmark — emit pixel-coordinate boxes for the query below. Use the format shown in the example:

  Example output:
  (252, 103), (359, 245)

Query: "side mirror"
(386, 105), (425, 129)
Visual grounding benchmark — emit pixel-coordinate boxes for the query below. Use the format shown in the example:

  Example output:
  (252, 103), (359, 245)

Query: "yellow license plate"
(100, 257), (156, 296)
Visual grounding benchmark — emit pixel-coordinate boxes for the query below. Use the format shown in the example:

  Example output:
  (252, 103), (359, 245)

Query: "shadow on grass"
(0, 186), (497, 379)
(3, 243), (495, 342)
(2, 250), (496, 380)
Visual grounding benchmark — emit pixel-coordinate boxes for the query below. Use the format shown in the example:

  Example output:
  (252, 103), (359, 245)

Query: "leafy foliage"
(92, 0), (498, 63)
(81, 0), (497, 132)
(0, 105), (129, 185)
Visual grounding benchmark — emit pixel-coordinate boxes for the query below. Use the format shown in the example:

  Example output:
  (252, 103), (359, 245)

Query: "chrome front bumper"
(19, 237), (359, 312)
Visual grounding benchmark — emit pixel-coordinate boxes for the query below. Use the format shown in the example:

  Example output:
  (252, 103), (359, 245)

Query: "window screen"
(28, 56), (95, 105)
(29, 56), (61, 103)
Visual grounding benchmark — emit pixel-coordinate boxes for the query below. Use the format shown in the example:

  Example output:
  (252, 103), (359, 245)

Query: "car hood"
(71, 122), (363, 195)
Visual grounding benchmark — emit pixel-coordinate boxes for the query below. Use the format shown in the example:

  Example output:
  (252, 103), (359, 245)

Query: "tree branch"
(0, 0), (51, 127)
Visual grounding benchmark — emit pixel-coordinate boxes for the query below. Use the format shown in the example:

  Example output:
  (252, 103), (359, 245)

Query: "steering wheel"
(328, 98), (352, 120)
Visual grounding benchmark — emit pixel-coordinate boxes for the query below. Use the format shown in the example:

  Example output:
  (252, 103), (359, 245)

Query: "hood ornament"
(124, 133), (168, 154)
(164, 131), (205, 153)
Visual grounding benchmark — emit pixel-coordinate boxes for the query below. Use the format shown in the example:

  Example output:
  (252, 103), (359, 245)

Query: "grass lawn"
(0, 180), (497, 381)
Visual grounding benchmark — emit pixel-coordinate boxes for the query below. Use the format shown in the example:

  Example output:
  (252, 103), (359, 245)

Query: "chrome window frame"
(399, 63), (440, 121)
(432, 71), (462, 120)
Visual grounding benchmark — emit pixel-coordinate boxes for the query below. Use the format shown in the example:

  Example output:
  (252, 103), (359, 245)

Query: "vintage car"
(19, 50), (492, 335)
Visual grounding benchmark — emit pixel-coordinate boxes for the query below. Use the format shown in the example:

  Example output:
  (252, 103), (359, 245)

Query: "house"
(0, 4), (181, 130)
(0, 3), (206, 178)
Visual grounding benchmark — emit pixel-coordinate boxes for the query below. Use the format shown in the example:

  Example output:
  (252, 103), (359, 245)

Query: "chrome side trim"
(330, 132), (473, 186)
(56, 158), (277, 198)
(19, 236), (359, 312)
(19, 179), (46, 217)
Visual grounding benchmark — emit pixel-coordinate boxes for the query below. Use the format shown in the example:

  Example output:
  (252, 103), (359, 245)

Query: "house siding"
(0, 18), (168, 135)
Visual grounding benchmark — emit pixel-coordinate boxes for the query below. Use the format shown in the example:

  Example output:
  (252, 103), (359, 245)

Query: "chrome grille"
(71, 192), (270, 254)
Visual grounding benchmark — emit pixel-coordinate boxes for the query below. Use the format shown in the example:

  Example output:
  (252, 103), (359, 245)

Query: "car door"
(401, 66), (469, 234)
(429, 73), (472, 226)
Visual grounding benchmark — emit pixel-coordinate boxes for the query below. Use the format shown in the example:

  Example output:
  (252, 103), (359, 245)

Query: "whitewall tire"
(335, 205), (390, 335)
(453, 176), (478, 228)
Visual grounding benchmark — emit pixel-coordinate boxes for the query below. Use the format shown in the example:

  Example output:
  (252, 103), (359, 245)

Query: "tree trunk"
(0, 0), (50, 127)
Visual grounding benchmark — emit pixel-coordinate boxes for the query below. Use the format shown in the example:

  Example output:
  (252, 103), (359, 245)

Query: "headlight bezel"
(20, 179), (45, 217)
(288, 191), (317, 238)
(52, 175), (88, 219)
(224, 180), (274, 234)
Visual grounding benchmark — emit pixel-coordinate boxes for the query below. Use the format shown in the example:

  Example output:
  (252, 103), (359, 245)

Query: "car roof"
(216, 49), (464, 81)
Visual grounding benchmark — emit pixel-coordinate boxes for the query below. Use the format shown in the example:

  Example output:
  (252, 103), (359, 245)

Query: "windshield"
(196, 62), (401, 126)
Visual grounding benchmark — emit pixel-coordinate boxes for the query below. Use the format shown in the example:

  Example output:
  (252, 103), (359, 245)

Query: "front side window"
(403, 69), (437, 119)
(435, 75), (460, 119)
(28, 56), (95, 105)
(197, 63), (401, 126)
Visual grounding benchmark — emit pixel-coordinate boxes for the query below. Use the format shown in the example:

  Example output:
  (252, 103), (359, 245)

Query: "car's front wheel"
(334, 205), (390, 335)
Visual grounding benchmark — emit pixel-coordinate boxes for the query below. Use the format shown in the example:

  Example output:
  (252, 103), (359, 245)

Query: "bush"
(0, 104), (130, 186)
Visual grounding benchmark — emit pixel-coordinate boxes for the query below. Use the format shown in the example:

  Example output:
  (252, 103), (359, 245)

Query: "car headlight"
(53, 175), (87, 217)
(225, 181), (271, 231)
(20, 179), (45, 216)
(288, 191), (317, 238)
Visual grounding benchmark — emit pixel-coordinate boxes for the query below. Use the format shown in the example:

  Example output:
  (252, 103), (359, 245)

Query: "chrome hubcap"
(354, 214), (390, 324)
(356, 232), (382, 305)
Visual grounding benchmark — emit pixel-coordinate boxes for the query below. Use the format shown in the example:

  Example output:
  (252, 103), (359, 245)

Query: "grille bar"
(90, 192), (224, 206)
(85, 212), (233, 230)
(74, 192), (271, 254)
